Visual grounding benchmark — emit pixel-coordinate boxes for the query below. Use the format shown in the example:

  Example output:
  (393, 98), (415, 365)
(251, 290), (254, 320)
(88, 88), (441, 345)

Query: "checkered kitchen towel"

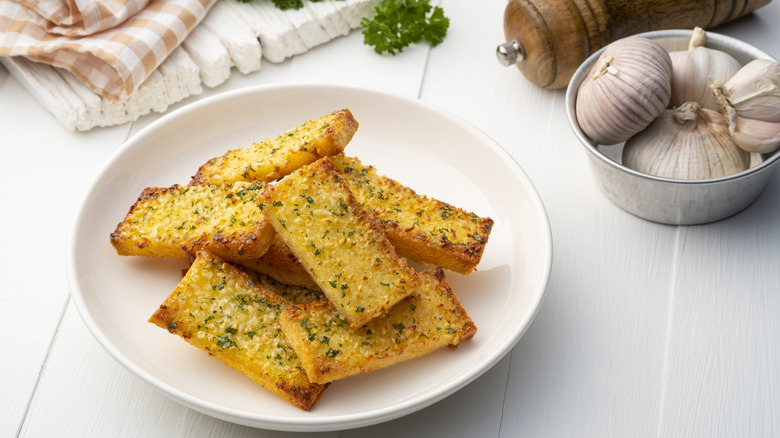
(0, 0), (215, 101)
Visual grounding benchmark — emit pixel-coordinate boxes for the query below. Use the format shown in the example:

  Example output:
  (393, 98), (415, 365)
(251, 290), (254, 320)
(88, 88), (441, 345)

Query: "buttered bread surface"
(190, 108), (359, 185)
(148, 251), (328, 411)
(262, 157), (420, 331)
(110, 182), (275, 264)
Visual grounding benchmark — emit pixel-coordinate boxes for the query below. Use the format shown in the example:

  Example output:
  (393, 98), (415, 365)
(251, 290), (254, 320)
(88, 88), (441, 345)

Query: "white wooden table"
(3, 1), (780, 436)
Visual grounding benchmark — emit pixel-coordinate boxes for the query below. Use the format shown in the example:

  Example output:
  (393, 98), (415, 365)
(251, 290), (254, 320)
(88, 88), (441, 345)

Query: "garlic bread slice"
(278, 268), (476, 384)
(262, 157), (419, 331)
(331, 154), (494, 275)
(110, 181), (274, 264)
(149, 251), (328, 410)
(190, 108), (358, 185)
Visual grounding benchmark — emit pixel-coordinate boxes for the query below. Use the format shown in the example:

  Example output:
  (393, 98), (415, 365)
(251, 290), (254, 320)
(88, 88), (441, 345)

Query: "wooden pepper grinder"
(497, 0), (772, 89)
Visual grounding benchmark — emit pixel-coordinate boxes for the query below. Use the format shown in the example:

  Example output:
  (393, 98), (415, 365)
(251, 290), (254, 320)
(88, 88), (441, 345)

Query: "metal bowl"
(565, 29), (780, 225)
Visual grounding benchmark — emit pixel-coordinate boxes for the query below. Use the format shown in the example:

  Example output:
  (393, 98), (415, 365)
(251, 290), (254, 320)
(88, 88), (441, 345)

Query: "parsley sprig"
(361, 0), (450, 55)
(237, 0), (450, 55)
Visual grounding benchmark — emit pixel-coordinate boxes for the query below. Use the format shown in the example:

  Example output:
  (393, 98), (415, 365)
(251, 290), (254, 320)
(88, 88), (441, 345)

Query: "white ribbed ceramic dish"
(67, 84), (552, 432)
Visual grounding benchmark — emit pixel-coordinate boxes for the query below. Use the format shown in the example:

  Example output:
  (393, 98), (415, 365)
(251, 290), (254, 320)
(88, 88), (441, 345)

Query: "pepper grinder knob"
(496, 40), (525, 66)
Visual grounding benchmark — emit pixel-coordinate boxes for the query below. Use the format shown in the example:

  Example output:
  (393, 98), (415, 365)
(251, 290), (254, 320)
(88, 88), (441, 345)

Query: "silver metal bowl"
(565, 29), (780, 225)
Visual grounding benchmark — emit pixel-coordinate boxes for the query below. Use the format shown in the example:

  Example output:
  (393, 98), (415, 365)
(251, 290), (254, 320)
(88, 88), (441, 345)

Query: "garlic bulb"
(576, 37), (673, 145)
(622, 102), (750, 180)
(711, 58), (780, 154)
(669, 27), (741, 110)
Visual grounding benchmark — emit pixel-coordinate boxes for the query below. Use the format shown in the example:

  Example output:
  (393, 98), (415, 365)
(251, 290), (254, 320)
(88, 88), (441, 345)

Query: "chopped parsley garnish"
(216, 334), (236, 349)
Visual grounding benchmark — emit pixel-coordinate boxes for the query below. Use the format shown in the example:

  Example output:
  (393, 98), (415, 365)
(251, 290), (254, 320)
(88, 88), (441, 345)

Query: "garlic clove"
(669, 27), (741, 111)
(732, 94), (780, 123)
(724, 59), (780, 123)
(576, 37), (672, 145)
(711, 58), (780, 153)
(622, 102), (750, 180)
(731, 117), (780, 154)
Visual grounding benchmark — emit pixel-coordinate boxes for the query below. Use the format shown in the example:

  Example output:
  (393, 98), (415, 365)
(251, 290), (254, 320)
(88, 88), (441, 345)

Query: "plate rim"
(66, 82), (553, 432)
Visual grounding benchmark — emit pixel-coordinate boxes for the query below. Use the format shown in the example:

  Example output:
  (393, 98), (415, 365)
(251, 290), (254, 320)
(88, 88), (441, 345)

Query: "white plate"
(67, 84), (552, 432)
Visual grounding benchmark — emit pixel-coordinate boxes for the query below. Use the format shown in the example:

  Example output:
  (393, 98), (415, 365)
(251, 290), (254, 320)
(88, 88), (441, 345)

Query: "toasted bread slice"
(331, 154), (494, 275)
(149, 251), (328, 410)
(110, 182), (274, 264)
(237, 234), (321, 291)
(262, 157), (419, 331)
(190, 108), (358, 185)
(278, 267), (476, 384)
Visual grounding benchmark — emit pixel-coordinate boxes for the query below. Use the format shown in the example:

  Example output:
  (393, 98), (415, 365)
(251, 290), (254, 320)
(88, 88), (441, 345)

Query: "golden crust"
(190, 109), (358, 185)
(148, 251), (328, 410)
(110, 182), (275, 264)
(331, 154), (494, 275)
(278, 267), (476, 384)
(262, 157), (419, 331)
